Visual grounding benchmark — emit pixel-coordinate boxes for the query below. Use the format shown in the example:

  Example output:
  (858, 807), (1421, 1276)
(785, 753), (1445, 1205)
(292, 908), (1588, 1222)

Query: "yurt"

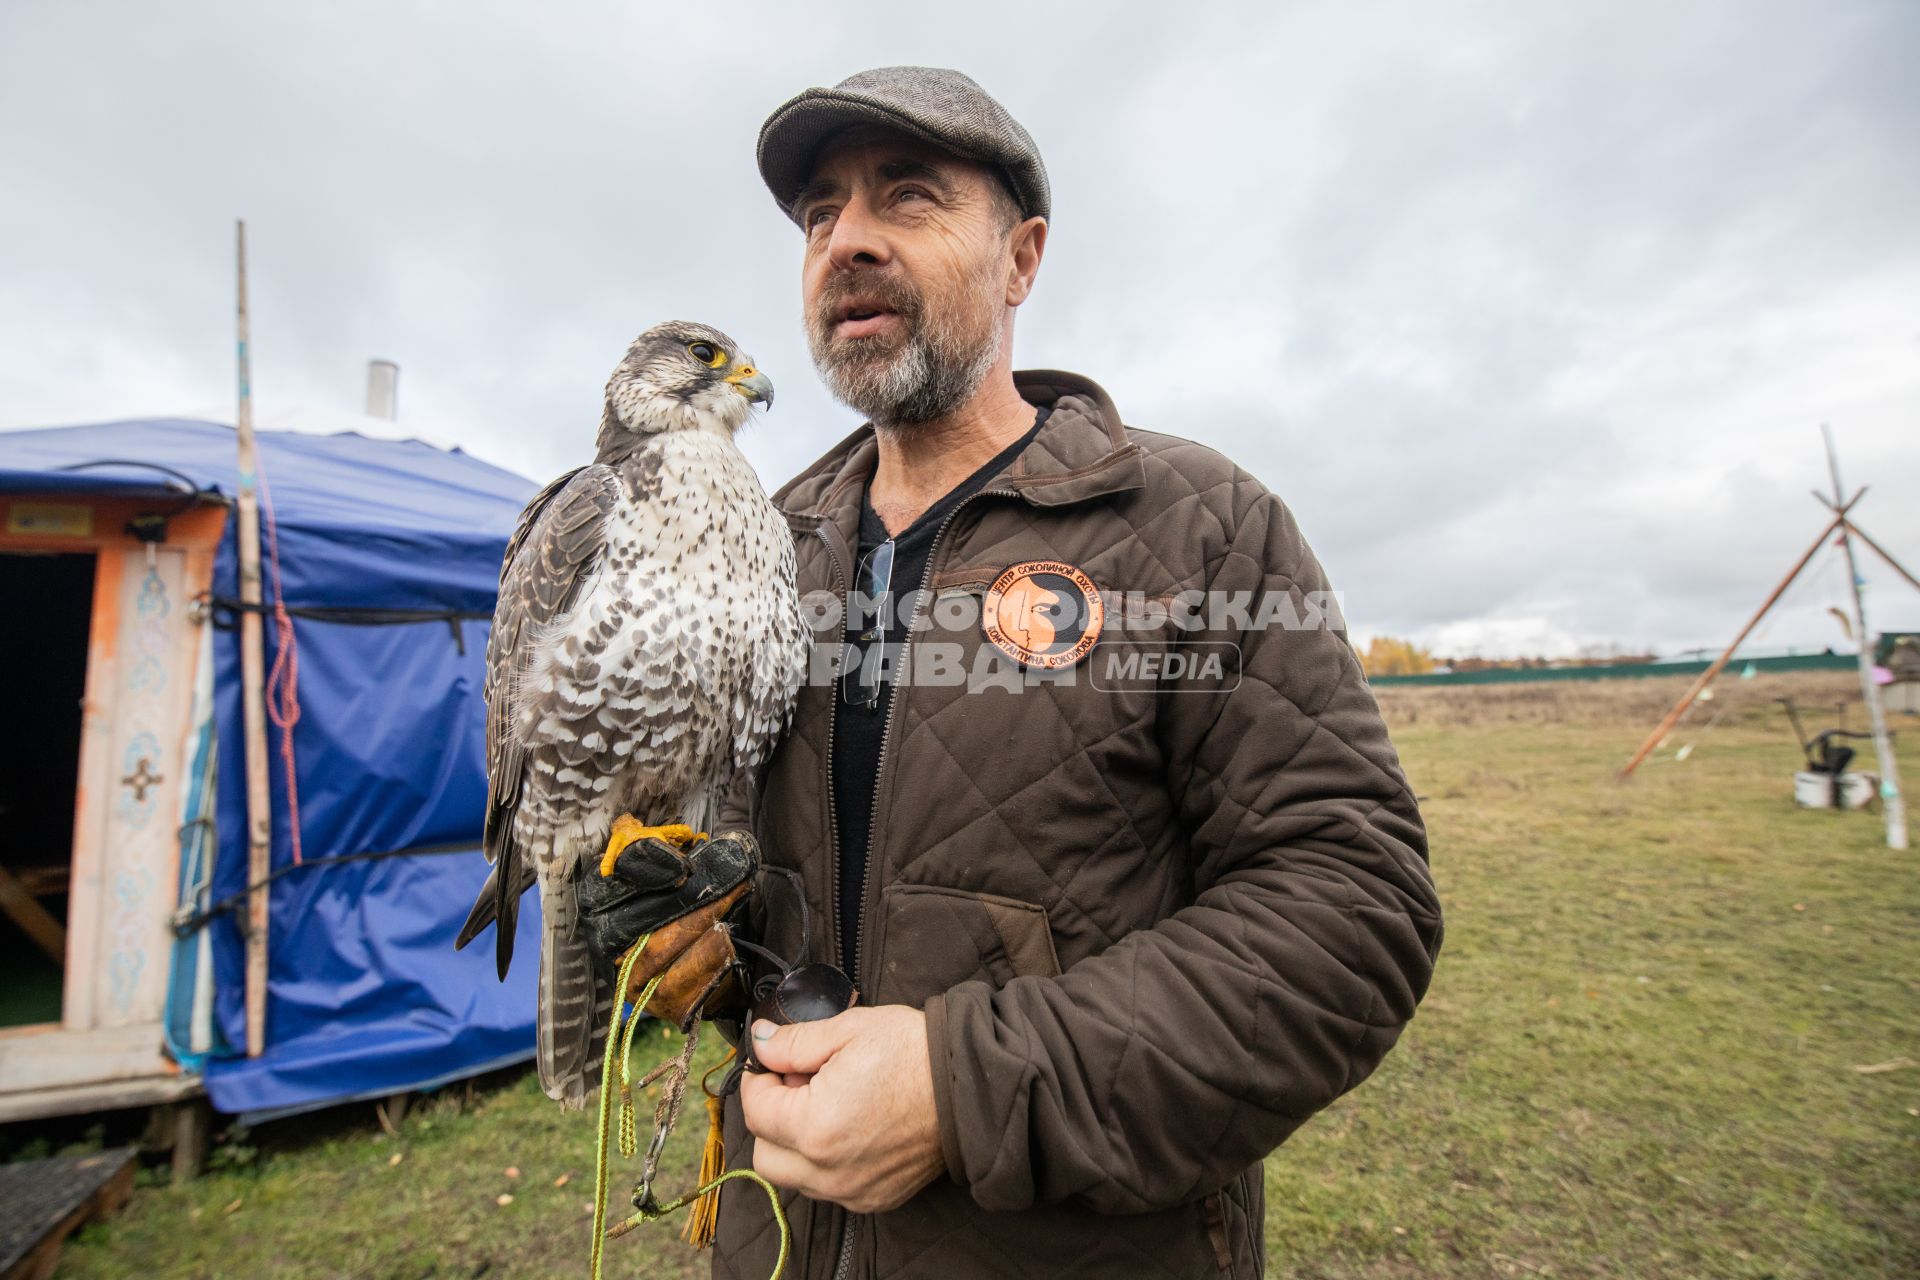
(0, 416), (539, 1134)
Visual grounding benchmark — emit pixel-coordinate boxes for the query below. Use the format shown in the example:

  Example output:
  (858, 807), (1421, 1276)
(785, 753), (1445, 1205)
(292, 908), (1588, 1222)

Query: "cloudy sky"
(3, 1), (1915, 658)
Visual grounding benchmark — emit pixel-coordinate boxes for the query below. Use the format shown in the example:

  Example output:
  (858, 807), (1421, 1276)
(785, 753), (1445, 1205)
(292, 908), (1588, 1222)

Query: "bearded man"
(696, 67), (1441, 1278)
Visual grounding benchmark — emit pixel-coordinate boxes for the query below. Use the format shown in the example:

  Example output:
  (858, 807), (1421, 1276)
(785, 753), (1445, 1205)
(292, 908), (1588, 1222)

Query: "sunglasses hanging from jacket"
(842, 536), (896, 708)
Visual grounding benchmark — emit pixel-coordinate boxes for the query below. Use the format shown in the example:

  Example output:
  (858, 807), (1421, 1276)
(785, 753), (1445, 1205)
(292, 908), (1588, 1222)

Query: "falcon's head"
(603, 321), (774, 439)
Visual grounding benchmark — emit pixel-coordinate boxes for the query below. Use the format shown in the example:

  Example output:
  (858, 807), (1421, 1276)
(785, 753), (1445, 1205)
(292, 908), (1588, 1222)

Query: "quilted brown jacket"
(711, 370), (1441, 1279)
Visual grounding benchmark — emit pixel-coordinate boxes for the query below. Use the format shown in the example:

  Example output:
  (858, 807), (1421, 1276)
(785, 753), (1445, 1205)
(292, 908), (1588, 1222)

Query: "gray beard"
(808, 297), (1004, 431)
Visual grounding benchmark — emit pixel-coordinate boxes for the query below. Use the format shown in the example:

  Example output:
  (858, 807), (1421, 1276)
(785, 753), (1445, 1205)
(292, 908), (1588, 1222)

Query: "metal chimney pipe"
(365, 359), (399, 420)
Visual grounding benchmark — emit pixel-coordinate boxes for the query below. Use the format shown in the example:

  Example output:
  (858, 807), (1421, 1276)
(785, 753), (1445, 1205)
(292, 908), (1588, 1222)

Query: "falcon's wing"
(455, 463), (622, 978)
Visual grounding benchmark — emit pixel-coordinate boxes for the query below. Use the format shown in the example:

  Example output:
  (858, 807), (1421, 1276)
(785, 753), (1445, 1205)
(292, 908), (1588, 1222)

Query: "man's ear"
(1006, 216), (1048, 307)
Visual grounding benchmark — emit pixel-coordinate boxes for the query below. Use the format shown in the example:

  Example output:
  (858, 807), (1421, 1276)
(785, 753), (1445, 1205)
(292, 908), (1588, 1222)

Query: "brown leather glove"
(576, 829), (757, 1031)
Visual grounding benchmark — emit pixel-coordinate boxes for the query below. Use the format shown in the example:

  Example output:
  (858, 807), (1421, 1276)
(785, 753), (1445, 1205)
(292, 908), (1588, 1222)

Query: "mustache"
(812, 269), (923, 333)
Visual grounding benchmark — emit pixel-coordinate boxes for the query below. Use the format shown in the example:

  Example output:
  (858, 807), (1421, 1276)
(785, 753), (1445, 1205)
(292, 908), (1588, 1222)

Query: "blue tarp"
(1, 419), (542, 1115)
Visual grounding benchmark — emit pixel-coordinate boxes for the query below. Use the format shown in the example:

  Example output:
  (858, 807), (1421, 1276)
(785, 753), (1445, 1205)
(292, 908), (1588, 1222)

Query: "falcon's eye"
(688, 342), (725, 367)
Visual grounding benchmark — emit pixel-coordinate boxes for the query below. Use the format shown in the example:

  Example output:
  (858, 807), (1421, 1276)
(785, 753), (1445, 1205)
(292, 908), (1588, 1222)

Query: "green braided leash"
(589, 935), (791, 1280)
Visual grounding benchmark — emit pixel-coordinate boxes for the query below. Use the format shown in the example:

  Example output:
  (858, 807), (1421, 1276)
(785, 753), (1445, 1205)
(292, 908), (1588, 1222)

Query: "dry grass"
(1269, 668), (1919, 1278)
(1374, 669), (1865, 734)
(49, 668), (1920, 1279)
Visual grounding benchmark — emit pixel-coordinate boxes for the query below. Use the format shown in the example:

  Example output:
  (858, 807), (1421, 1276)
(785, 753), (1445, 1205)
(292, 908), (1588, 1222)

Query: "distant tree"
(1359, 635), (1436, 676)
(1576, 641), (1657, 667)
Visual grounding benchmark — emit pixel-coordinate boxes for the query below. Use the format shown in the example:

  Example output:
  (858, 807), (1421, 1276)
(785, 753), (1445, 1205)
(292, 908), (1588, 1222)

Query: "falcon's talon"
(598, 816), (699, 877)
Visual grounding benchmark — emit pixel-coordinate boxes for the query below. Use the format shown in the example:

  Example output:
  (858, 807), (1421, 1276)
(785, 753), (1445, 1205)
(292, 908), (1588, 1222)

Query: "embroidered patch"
(981, 561), (1104, 669)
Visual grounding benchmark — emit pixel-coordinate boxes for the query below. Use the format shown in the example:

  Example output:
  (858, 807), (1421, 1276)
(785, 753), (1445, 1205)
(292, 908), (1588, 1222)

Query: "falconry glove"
(577, 823), (758, 1030)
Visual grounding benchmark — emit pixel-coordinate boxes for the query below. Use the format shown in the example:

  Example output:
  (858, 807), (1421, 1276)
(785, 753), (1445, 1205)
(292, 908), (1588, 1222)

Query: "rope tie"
(255, 463), (304, 863)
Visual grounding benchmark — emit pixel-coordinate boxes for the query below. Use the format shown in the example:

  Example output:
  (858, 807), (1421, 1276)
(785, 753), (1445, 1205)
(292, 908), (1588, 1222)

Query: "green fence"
(1370, 652), (1858, 687)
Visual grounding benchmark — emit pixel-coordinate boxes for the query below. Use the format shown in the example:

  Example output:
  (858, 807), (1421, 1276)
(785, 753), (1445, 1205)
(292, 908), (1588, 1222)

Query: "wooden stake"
(1618, 515), (1841, 779)
(235, 221), (275, 1055)
(1824, 425), (1907, 850)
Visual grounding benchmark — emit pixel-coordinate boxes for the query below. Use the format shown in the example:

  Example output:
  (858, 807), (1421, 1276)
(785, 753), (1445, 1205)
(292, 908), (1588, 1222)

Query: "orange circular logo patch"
(982, 561), (1104, 669)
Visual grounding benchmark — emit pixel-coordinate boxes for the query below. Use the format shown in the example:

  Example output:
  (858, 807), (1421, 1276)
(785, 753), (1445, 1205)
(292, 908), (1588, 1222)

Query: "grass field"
(43, 671), (1920, 1278)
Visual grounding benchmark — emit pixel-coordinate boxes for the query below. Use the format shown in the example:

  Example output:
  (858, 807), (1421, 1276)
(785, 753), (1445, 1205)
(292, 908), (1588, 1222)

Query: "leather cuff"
(578, 829), (760, 1029)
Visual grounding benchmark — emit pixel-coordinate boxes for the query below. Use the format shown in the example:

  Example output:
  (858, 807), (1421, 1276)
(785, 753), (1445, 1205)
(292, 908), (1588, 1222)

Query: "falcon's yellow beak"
(725, 362), (774, 408)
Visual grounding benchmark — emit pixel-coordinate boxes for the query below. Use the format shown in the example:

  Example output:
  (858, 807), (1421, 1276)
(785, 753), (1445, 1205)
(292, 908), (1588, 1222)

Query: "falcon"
(455, 321), (807, 1107)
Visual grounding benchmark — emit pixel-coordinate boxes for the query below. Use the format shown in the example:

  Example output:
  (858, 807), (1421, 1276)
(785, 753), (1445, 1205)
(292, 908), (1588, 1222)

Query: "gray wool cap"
(757, 66), (1050, 226)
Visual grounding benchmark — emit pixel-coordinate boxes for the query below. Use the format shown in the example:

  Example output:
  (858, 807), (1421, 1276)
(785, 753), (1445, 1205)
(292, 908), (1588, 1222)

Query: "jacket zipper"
(814, 523), (852, 975)
(848, 487), (1012, 989)
(814, 521), (862, 1280)
(831, 487), (1015, 1280)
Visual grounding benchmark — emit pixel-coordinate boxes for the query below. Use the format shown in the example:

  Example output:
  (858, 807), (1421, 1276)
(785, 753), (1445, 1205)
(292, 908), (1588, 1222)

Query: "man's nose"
(826, 198), (891, 273)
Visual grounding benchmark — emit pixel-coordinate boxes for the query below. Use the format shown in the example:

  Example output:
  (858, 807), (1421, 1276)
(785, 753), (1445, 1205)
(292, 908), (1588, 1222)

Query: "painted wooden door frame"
(0, 495), (227, 1034)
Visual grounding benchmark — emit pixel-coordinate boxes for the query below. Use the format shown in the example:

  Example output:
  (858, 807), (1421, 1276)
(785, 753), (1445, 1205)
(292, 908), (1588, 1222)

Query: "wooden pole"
(1824, 426), (1907, 850)
(1846, 521), (1920, 596)
(235, 221), (275, 1055)
(1618, 514), (1842, 779)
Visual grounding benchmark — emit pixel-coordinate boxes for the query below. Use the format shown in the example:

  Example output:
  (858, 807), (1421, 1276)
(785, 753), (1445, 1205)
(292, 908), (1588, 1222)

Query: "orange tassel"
(682, 1090), (727, 1247)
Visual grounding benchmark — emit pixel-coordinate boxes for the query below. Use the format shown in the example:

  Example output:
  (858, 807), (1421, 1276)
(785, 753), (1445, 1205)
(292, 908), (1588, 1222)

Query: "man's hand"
(740, 1005), (946, 1213)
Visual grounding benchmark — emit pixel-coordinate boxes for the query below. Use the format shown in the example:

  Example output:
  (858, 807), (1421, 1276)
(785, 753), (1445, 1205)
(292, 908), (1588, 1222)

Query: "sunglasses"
(840, 537), (896, 709)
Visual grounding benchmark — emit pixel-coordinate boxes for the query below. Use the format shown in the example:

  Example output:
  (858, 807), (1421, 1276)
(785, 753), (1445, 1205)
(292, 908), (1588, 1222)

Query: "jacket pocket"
(870, 883), (1060, 1008)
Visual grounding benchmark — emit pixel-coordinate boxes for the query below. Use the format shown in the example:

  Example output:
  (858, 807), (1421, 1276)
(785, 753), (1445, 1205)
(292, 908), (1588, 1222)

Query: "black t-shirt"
(831, 407), (1050, 970)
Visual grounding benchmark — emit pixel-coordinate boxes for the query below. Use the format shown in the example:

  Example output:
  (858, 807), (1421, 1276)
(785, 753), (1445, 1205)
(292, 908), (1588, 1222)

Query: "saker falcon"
(455, 321), (808, 1107)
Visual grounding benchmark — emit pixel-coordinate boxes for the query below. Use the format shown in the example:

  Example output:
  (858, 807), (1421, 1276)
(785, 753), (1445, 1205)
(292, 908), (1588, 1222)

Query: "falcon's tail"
(453, 864), (498, 951)
(537, 885), (600, 1110)
(453, 857), (537, 980)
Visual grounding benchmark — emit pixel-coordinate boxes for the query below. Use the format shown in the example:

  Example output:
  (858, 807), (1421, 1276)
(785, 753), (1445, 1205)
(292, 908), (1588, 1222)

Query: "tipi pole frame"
(1822, 425), (1907, 850)
(234, 221), (274, 1055)
(1617, 513), (1844, 780)
(1846, 521), (1920, 596)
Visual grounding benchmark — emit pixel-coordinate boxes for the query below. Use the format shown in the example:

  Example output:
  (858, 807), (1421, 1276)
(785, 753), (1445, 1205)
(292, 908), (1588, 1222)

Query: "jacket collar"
(775, 369), (1144, 534)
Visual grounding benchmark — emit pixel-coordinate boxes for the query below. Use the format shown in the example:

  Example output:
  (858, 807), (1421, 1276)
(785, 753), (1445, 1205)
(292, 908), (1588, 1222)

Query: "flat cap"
(757, 66), (1050, 226)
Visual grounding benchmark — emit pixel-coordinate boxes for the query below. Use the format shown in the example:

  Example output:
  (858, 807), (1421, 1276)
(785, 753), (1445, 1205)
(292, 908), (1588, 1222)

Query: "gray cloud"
(2, 0), (1914, 657)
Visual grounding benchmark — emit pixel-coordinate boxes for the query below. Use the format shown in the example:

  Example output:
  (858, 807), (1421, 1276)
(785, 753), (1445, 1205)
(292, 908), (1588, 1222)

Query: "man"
(715, 67), (1441, 1278)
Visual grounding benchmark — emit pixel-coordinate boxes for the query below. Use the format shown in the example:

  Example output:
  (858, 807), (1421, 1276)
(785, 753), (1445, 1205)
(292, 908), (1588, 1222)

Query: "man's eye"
(805, 207), (836, 231)
(688, 342), (723, 366)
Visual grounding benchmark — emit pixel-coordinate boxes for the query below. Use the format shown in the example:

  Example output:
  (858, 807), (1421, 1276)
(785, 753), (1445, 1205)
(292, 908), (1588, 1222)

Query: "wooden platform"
(0, 1147), (135, 1280)
(0, 1022), (201, 1124)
